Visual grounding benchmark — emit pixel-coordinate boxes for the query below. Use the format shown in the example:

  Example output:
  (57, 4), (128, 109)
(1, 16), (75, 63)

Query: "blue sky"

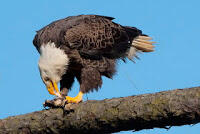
(0, 0), (200, 133)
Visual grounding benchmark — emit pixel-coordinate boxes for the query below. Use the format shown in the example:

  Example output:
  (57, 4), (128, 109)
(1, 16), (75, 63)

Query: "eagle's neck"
(38, 42), (69, 82)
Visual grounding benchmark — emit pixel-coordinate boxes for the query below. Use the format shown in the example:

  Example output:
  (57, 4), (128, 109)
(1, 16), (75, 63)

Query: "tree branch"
(1, 87), (200, 134)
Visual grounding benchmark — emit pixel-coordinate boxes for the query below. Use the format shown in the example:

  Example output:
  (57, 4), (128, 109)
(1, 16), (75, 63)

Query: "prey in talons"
(43, 79), (83, 108)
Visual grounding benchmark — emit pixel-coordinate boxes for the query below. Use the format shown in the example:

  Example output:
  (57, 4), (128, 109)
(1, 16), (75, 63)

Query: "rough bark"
(0, 87), (200, 134)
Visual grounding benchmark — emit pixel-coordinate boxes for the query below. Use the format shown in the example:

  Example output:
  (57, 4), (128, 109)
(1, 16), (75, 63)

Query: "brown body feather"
(33, 15), (154, 94)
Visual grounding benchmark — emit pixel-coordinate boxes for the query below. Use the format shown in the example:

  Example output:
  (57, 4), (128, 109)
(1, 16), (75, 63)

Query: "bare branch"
(0, 86), (200, 134)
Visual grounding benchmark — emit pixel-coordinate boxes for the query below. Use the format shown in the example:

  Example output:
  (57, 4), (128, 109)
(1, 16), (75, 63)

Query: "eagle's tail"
(123, 26), (155, 61)
(133, 35), (155, 52)
(127, 35), (155, 61)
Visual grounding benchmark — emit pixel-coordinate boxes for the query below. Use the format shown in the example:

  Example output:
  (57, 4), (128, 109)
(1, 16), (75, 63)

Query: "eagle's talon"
(65, 91), (83, 104)
(65, 96), (82, 104)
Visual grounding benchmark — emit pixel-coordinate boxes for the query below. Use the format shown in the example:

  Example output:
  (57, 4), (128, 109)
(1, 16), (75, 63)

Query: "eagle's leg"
(60, 72), (75, 97)
(65, 91), (83, 103)
(60, 88), (69, 97)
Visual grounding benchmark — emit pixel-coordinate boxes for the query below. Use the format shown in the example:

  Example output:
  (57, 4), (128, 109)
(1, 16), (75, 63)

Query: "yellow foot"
(65, 91), (83, 103)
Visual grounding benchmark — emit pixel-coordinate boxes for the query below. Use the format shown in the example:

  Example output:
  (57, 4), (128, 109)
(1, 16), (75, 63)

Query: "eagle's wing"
(64, 15), (132, 59)
(33, 15), (145, 60)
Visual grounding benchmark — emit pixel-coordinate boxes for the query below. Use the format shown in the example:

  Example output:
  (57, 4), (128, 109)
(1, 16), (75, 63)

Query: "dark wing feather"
(33, 15), (140, 59)
(33, 15), (92, 52)
(64, 15), (130, 59)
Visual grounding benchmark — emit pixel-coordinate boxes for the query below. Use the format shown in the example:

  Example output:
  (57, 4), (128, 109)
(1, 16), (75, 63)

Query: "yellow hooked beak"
(46, 81), (61, 97)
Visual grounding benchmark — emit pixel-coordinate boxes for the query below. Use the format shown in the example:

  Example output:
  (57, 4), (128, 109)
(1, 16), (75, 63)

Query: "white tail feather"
(137, 36), (152, 40)
(126, 35), (155, 61)
(132, 35), (155, 52)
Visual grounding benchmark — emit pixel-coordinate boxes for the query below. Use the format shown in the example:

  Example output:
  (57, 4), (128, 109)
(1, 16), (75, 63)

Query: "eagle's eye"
(44, 77), (50, 82)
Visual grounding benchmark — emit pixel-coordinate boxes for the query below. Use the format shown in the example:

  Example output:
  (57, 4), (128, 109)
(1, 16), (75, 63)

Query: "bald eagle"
(33, 15), (155, 103)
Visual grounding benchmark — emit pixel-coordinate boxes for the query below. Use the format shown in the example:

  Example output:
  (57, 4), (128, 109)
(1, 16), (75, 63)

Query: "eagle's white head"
(38, 42), (69, 97)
